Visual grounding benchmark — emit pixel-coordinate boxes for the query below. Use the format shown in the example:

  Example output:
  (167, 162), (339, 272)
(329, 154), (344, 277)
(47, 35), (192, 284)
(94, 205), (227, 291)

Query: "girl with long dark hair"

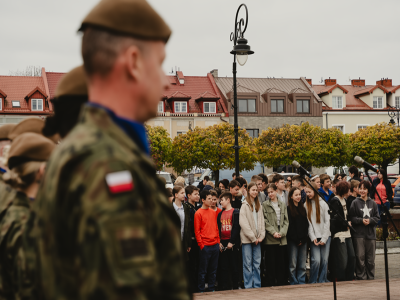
(287, 187), (309, 285)
(304, 182), (331, 283)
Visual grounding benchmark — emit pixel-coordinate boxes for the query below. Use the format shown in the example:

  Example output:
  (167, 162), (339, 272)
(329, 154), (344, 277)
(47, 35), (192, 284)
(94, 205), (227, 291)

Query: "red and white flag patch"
(105, 171), (134, 194)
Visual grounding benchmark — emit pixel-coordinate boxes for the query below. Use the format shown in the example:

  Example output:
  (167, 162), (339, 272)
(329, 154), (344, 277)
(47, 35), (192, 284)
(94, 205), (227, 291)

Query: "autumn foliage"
(146, 125), (172, 171)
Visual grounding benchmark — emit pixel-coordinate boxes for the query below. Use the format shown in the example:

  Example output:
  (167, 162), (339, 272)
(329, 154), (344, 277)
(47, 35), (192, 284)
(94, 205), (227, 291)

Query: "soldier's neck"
(19, 182), (40, 200)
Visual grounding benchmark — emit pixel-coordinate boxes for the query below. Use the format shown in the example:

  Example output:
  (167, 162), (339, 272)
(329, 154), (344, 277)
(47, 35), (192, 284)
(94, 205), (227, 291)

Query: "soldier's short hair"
(82, 27), (148, 78)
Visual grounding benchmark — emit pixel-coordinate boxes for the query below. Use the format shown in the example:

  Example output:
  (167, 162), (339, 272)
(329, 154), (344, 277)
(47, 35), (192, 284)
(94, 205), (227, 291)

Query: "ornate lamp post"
(230, 4), (254, 177)
(388, 105), (400, 174)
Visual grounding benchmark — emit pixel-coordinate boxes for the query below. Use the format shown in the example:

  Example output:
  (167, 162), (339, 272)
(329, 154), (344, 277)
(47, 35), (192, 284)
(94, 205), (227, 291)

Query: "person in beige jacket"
(239, 182), (265, 289)
(262, 183), (289, 287)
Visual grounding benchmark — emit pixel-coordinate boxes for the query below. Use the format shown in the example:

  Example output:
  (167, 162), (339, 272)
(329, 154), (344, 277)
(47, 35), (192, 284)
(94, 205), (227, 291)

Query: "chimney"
(376, 78), (392, 87)
(325, 78), (336, 86)
(351, 78), (365, 87)
(306, 78), (312, 86)
(176, 71), (184, 85)
(210, 69), (218, 78)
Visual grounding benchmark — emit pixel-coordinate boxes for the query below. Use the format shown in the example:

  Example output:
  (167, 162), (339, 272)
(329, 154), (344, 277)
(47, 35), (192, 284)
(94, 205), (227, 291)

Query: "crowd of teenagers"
(166, 165), (389, 292)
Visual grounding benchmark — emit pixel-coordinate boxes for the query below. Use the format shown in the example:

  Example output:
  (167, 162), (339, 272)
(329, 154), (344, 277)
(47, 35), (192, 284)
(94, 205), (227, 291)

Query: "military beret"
(79, 0), (171, 43)
(0, 124), (16, 141)
(8, 118), (60, 143)
(55, 66), (88, 99)
(7, 132), (55, 170)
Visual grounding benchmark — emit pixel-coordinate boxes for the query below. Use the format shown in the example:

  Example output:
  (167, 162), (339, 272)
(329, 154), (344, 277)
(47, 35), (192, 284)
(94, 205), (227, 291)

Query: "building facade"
(146, 71), (229, 138)
(309, 78), (400, 134)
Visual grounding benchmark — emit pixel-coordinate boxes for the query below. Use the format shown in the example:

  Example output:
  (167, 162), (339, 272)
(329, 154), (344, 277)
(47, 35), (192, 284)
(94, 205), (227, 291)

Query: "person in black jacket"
(329, 181), (356, 281)
(370, 169), (393, 225)
(197, 175), (210, 192)
(287, 187), (309, 285)
(217, 192), (241, 290)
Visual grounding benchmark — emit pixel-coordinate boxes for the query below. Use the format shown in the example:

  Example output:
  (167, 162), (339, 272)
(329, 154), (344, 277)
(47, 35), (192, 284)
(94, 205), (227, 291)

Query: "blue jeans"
(242, 243), (261, 289)
(287, 240), (307, 285)
(198, 244), (219, 292)
(377, 202), (390, 226)
(309, 237), (331, 284)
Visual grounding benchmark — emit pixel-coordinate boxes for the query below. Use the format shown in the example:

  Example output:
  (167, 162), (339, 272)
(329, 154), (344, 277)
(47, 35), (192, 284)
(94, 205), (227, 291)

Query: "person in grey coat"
(349, 180), (379, 280)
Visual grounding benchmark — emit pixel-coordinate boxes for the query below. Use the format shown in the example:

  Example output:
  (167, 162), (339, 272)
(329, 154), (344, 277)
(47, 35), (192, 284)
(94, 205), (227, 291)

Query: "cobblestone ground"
(194, 253), (400, 300)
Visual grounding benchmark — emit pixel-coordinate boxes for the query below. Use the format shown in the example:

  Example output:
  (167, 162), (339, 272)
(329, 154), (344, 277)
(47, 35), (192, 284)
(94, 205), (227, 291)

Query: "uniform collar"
(86, 102), (150, 155)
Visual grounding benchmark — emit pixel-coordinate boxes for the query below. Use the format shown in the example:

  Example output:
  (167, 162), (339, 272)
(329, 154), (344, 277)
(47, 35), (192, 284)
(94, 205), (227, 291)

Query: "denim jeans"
(377, 202), (390, 226)
(287, 240), (307, 285)
(198, 244), (219, 292)
(309, 237), (331, 284)
(242, 243), (261, 289)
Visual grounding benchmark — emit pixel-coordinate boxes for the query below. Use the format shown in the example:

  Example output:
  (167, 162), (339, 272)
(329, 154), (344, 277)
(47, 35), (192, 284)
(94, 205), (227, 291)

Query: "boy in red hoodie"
(195, 190), (220, 292)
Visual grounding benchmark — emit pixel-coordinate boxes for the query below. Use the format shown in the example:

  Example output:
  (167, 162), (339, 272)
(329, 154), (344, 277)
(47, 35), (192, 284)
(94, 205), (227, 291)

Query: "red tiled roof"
(317, 84), (349, 95)
(353, 84), (389, 96)
(165, 74), (227, 114)
(46, 72), (65, 99)
(0, 89), (7, 98)
(194, 91), (219, 101)
(167, 91), (191, 99)
(0, 75), (49, 112)
(25, 86), (47, 100)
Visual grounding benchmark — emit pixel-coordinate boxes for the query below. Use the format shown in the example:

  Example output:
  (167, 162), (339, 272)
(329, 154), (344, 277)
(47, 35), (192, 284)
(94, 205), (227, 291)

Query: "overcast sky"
(2, 0), (400, 85)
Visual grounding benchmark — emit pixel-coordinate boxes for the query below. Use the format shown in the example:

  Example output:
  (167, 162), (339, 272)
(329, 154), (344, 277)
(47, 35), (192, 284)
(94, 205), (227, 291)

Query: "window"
(174, 102), (187, 113)
(31, 99), (43, 111)
(373, 96), (383, 109)
(238, 99), (256, 113)
(246, 129), (259, 138)
(333, 125), (344, 133)
(358, 125), (368, 131)
(177, 131), (187, 136)
(204, 102), (216, 113)
(0, 98), (2, 110)
(332, 96), (343, 109)
(395, 97), (400, 108)
(297, 99), (310, 113)
(157, 101), (164, 113)
(12, 101), (20, 108)
(271, 99), (284, 113)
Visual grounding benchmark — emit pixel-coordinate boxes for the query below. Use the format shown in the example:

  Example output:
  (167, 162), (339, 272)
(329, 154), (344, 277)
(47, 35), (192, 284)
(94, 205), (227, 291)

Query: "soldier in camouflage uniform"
(33, 0), (190, 299)
(0, 133), (55, 299)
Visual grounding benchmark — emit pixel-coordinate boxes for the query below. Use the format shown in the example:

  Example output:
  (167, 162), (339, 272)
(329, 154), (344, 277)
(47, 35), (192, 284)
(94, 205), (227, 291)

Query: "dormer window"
(271, 99), (284, 113)
(0, 98), (2, 110)
(332, 96), (343, 109)
(31, 99), (43, 111)
(204, 102), (216, 113)
(12, 101), (20, 108)
(158, 101), (164, 113)
(373, 96), (383, 109)
(239, 99), (256, 113)
(174, 102), (187, 113)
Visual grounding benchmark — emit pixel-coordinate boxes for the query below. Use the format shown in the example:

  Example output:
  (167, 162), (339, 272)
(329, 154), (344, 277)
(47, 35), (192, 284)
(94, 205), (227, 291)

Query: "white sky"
(2, 0), (400, 85)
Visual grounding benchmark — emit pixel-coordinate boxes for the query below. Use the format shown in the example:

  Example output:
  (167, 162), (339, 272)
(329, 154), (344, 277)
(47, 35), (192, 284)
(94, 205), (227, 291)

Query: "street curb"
(376, 240), (400, 249)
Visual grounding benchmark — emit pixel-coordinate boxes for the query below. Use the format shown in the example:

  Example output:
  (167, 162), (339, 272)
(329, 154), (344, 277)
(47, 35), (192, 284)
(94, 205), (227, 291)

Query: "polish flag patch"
(105, 171), (134, 194)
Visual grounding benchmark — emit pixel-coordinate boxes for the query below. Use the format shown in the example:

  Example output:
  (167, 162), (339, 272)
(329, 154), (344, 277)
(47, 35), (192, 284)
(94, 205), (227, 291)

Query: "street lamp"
(230, 3), (254, 177)
(388, 105), (400, 174)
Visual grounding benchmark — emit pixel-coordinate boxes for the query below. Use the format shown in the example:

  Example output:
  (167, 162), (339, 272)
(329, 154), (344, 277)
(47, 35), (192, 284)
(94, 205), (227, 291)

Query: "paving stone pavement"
(194, 279), (400, 299)
(194, 253), (400, 299)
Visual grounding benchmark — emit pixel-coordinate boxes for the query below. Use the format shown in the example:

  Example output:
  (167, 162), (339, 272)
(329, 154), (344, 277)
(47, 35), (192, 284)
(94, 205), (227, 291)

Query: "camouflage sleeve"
(41, 157), (190, 300)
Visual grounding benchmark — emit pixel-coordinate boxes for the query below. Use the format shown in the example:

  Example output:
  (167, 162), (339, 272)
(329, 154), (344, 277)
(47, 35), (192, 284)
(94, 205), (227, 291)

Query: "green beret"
(0, 124), (16, 141)
(55, 66), (88, 98)
(7, 132), (55, 170)
(79, 0), (171, 43)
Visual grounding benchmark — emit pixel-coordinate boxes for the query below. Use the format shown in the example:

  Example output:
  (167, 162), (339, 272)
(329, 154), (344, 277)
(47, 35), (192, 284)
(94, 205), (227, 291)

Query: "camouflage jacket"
(0, 191), (31, 300)
(33, 105), (190, 300)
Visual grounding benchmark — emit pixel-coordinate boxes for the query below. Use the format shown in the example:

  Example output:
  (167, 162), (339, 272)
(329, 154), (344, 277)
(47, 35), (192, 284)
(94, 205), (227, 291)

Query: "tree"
(256, 122), (349, 170)
(146, 125), (172, 171)
(349, 123), (400, 173)
(170, 123), (257, 182)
